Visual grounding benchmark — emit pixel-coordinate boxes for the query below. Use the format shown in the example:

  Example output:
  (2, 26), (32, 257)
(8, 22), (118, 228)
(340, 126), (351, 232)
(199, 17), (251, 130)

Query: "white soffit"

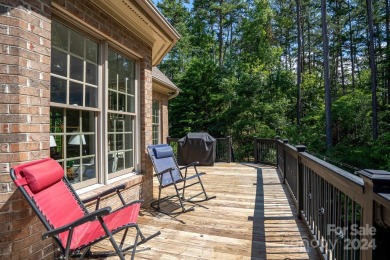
(91, 0), (180, 66)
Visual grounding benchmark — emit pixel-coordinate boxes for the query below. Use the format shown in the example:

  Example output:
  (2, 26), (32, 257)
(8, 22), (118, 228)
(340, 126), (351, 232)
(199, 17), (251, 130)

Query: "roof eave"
(90, 0), (180, 66)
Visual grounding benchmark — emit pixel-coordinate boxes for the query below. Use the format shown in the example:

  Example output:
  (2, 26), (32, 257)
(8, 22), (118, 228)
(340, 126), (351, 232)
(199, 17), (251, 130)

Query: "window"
(51, 21), (98, 108)
(152, 100), (161, 144)
(50, 20), (138, 188)
(50, 108), (96, 185)
(107, 50), (136, 177)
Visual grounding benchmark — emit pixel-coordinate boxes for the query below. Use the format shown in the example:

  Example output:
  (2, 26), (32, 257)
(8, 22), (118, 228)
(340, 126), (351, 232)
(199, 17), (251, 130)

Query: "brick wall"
(0, 0), (53, 259)
(0, 0), (155, 258)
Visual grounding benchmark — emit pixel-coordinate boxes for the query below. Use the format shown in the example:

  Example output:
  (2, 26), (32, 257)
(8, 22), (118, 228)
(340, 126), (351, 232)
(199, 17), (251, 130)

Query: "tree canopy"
(155, 0), (390, 171)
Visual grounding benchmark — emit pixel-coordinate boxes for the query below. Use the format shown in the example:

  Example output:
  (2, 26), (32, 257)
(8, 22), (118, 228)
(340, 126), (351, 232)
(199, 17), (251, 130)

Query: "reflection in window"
(50, 108), (96, 185)
(108, 50), (135, 113)
(152, 100), (161, 144)
(107, 113), (134, 175)
(50, 77), (67, 104)
(51, 20), (98, 108)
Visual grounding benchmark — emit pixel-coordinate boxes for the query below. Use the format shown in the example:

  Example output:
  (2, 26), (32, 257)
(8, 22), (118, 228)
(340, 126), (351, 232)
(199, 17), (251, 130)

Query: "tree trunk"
(340, 46), (346, 95)
(301, 4), (305, 74)
(336, 0), (346, 94)
(218, 0), (224, 67)
(321, 0), (332, 148)
(307, 16), (312, 73)
(367, 0), (378, 140)
(386, 0), (390, 104)
(348, 0), (356, 89)
(296, 0), (302, 125)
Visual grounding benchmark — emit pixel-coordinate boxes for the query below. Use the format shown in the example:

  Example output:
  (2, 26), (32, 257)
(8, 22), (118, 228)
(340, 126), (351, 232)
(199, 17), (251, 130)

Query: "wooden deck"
(93, 163), (320, 259)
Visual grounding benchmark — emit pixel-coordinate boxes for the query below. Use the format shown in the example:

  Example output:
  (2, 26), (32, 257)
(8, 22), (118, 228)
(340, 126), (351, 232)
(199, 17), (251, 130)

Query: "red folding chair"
(10, 158), (160, 260)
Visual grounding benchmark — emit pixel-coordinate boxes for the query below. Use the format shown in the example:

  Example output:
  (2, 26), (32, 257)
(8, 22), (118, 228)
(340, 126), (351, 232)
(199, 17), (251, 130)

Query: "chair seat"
(161, 172), (205, 188)
(66, 203), (140, 250)
(147, 144), (215, 214)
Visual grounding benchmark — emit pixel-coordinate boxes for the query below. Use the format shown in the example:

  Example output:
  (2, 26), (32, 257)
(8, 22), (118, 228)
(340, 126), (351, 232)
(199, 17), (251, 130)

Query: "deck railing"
(254, 137), (390, 260)
(167, 136), (233, 163)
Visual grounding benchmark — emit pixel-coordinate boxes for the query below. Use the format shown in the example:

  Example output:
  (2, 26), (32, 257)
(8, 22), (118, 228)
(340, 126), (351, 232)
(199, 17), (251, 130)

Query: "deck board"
(92, 163), (320, 259)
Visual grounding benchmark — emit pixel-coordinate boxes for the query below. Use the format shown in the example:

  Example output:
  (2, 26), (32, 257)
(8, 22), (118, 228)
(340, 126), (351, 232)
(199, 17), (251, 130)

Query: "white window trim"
(50, 17), (143, 188)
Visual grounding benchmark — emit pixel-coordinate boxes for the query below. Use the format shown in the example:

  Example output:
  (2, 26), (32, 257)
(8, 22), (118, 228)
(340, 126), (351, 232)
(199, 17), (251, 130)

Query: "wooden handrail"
(254, 137), (390, 260)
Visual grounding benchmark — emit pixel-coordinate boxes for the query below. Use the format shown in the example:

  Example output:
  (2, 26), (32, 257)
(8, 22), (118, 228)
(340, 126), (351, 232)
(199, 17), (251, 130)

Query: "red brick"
(41, 125), (50, 133)
(11, 234), (37, 252)
(10, 124), (41, 133)
(0, 124), (9, 133)
(1, 94), (19, 105)
(0, 206), (28, 222)
(19, 67), (41, 80)
(0, 241), (12, 255)
(9, 27), (40, 44)
(0, 16), (19, 27)
(42, 244), (56, 259)
(10, 142), (40, 152)
(0, 104), (9, 113)
(30, 219), (45, 235)
(9, 103), (39, 114)
(30, 239), (53, 257)
(9, 104), (39, 114)
(31, 115), (49, 124)
(18, 47), (41, 62)
(40, 18), (51, 32)
(0, 114), (30, 123)
(10, 9), (41, 28)
(0, 183), (8, 193)
(0, 152), (29, 164)
(0, 35), (27, 47)
(0, 134), (27, 143)
(30, 150), (50, 160)
(27, 133), (49, 142)
(0, 174), (11, 183)
(0, 54), (19, 65)
(11, 215), (35, 231)
(0, 163), (10, 174)
(18, 86), (41, 96)
(0, 75), (19, 85)
(8, 247), (30, 259)
(27, 96), (43, 106)
(40, 54), (50, 65)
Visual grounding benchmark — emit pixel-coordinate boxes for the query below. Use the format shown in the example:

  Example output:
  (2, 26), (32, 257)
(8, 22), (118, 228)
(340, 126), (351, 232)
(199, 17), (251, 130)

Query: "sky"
(153, 0), (193, 10)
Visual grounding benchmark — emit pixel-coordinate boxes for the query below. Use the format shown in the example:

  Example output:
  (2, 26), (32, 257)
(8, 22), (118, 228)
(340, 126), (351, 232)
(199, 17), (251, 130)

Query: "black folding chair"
(147, 144), (216, 214)
(10, 158), (160, 260)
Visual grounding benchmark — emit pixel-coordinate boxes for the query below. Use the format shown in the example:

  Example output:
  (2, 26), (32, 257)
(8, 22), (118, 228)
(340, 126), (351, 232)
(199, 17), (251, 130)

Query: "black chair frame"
(148, 144), (216, 215)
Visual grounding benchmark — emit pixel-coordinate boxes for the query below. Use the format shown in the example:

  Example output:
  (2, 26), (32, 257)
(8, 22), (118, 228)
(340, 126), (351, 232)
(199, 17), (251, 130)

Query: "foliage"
(155, 0), (390, 171)
(169, 58), (227, 137)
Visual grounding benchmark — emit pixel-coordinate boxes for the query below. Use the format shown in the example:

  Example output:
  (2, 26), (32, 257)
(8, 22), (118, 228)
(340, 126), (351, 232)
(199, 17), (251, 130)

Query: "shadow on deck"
(94, 163), (320, 259)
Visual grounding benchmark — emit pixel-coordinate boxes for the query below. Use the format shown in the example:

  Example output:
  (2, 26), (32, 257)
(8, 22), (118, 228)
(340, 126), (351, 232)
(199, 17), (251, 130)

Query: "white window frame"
(152, 100), (161, 144)
(50, 18), (141, 190)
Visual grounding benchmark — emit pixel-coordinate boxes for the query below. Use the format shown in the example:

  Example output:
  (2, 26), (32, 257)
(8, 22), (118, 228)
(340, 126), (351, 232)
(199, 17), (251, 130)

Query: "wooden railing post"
(296, 145), (306, 219)
(227, 136), (231, 163)
(282, 139), (288, 183)
(167, 136), (171, 145)
(254, 136), (258, 164)
(275, 136), (280, 168)
(358, 169), (390, 260)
